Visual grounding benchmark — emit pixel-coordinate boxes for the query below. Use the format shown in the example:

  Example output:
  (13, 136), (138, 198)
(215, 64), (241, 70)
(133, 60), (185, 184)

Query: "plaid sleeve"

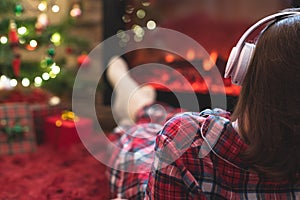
(107, 123), (162, 200)
(146, 112), (208, 199)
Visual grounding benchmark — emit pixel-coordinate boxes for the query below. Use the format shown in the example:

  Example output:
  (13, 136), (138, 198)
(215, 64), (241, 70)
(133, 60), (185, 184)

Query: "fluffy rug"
(0, 143), (110, 200)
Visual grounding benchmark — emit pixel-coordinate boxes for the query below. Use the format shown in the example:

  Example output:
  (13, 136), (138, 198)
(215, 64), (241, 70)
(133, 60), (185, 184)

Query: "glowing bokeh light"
(147, 20), (156, 30)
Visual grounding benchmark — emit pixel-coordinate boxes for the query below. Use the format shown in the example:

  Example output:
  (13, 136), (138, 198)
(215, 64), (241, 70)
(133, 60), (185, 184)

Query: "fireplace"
(132, 51), (239, 112)
(101, 0), (258, 112)
(103, 49), (240, 112)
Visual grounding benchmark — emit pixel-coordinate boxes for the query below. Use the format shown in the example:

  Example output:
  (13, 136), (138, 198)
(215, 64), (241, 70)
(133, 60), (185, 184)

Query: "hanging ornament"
(40, 46), (56, 69)
(8, 20), (21, 78)
(77, 52), (90, 68)
(70, 2), (82, 18)
(38, 13), (49, 27)
(14, 4), (24, 17)
(40, 57), (54, 68)
(65, 47), (73, 55)
(35, 24), (43, 34)
(47, 46), (56, 57)
(12, 54), (21, 78)
(8, 20), (19, 48)
(35, 13), (49, 34)
(46, 56), (54, 66)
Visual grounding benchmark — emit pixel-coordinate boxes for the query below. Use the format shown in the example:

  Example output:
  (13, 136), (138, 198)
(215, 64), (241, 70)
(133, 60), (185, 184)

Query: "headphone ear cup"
(224, 47), (237, 79)
(232, 42), (256, 86)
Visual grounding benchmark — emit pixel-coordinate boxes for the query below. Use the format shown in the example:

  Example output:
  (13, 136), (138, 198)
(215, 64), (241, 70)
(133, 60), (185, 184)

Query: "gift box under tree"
(0, 103), (36, 155)
(29, 104), (65, 144)
(44, 111), (93, 151)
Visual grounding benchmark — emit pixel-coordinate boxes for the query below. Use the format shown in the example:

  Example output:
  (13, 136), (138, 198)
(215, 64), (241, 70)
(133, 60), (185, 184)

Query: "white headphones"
(224, 11), (300, 86)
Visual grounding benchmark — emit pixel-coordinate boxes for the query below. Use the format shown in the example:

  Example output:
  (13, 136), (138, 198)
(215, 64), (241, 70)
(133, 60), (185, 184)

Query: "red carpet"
(0, 143), (110, 199)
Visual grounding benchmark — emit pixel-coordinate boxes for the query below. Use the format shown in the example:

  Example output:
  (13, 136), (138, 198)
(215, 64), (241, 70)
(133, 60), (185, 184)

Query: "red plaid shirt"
(108, 107), (300, 199)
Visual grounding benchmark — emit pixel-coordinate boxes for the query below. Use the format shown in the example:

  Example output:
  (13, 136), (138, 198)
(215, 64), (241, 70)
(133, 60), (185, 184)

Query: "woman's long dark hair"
(231, 13), (300, 183)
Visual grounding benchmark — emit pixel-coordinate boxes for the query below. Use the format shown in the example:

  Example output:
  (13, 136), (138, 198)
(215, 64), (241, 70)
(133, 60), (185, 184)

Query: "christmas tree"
(0, 0), (90, 101)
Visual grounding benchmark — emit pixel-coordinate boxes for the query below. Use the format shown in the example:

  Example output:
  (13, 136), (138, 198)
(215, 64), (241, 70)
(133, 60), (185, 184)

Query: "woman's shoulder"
(163, 108), (231, 129)
(170, 108), (231, 120)
(157, 108), (232, 142)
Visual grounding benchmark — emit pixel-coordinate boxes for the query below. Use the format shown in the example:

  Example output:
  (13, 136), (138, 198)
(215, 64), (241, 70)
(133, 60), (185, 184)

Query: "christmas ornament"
(65, 47), (73, 54)
(14, 4), (24, 17)
(47, 46), (55, 57)
(8, 20), (22, 78)
(35, 13), (49, 34)
(77, 53), (90, 68)
(46, 56), (54, 66)
(40, 57), (52, 68)
(12, 54), (21, 78)
(70, 2), (82, 18)
(8, 20), (19, 47)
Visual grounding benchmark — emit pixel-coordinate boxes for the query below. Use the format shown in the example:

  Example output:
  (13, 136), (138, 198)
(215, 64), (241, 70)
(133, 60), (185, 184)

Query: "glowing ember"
(130, 61), (240, 96)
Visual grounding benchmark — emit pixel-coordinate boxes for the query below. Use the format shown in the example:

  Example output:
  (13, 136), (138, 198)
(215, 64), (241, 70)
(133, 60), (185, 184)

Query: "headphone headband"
(235, 12), (300, 50)
(224, 11), (300, 85)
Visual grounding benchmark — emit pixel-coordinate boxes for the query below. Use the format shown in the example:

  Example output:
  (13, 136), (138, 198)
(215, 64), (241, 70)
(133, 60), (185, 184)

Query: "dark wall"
(103, 0), (126, 39)
(292, 0), (300, 7)
(102, 0), (126, 105)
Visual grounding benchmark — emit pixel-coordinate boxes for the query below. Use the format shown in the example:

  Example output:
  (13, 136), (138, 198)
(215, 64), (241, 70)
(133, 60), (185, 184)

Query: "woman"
(107, 10), (300, 199)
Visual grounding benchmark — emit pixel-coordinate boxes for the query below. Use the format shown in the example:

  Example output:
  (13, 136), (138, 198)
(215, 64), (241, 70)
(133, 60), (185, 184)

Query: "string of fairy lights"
(0, 0), (83, 90)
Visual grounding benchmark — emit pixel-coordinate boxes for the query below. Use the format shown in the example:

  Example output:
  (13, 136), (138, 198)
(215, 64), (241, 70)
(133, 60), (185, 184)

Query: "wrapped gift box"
(29, 104), (64, 144)
(0, 103), (36, 155)
(44, 115), (93, 150)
